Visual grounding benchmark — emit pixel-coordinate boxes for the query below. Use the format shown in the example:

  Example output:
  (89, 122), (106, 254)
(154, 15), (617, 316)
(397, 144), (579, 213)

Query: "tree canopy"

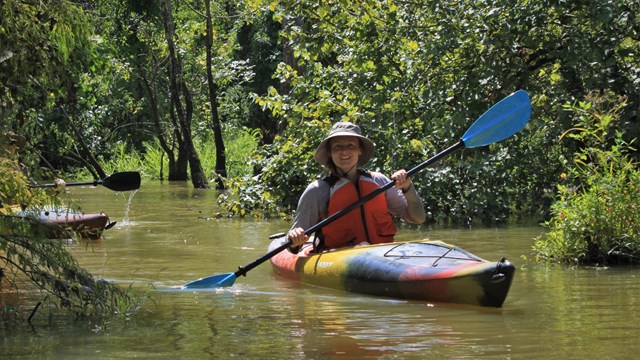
(1, 0), (639, 223)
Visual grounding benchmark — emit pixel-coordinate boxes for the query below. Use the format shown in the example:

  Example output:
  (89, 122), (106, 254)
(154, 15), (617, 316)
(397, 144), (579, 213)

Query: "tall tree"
(160, 0), (209, 188)
(204, 0), (227, 189)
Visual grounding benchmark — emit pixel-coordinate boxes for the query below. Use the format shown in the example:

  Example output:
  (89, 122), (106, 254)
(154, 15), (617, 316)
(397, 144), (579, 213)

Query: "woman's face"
(329, 136), (362, 173)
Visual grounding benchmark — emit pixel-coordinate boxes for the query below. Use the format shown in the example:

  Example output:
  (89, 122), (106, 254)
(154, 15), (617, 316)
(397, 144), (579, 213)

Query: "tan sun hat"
(313, 122), (375, 167)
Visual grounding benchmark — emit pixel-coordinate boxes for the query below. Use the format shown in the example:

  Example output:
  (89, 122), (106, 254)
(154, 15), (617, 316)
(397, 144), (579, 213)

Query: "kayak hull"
(38, 210), (112, 239)
(8, 206), (114, 239)
(269, 238), (515, 307)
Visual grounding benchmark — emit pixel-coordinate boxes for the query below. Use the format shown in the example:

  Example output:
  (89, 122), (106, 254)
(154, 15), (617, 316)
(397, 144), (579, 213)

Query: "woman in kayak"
(287, 121), (426, 252)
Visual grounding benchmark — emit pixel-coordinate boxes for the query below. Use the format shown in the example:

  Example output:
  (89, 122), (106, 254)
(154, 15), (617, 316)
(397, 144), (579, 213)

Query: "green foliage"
(1, 0), (100, 175)
(216, 174), (286, 218)
(140, 140), (167, 181)
(257, 119), (328, 209)
(247, 0), (639, 225)
(215, 127), (291, 217)
(99, 143), (145, 177)
(533, 95), (640, 265)
(254, 0), (532, 222)
(1, 0), (93, 108)
(420, 149), (513, 225)
(0, 159), (41, 209)
(199, 126), (262, 180)
(3, 0), (640, 225)
(96, 126), (260, 184)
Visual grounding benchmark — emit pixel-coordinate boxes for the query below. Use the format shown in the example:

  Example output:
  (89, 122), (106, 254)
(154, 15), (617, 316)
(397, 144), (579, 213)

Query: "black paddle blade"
(101, 171), (141, 191)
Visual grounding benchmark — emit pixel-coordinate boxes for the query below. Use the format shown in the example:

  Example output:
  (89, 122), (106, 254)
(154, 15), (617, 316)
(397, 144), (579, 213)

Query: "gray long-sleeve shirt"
(291, 171), (426, 234)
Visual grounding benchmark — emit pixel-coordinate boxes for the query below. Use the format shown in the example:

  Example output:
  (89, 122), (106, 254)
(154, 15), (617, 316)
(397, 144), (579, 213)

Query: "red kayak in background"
(11, 206), (116, 239)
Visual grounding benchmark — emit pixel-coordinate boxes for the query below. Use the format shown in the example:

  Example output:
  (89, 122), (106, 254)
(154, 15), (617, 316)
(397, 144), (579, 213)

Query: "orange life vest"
(321, 172), (396, 249)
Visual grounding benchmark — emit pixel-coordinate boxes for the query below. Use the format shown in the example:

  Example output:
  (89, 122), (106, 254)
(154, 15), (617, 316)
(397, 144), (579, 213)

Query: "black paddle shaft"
(233, 140), (465, 278)
(34, 171), (141, 192)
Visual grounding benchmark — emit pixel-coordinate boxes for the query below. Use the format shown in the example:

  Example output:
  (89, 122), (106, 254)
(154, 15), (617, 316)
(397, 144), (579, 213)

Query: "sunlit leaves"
(1, 0), (93, 118)
(4, 0), (640, 224)
(253, 0), (639, 225)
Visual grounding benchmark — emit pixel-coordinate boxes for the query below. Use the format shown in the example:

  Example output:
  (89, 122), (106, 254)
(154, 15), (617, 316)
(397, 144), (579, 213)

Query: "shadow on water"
(2, 181), (640, 359)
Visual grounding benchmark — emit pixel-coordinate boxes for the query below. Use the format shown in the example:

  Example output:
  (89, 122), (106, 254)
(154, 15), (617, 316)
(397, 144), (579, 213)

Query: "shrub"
(533, 94), (640, 265)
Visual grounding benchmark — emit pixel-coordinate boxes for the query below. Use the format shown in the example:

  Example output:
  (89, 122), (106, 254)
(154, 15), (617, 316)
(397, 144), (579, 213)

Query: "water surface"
(2, 182), (639, 359)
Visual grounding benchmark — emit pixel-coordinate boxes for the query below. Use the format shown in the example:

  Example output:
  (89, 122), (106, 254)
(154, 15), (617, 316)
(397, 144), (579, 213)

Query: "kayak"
(6, 206), (115, 239)
(269, 237), (515, 307)
(35, 208), (115, 239)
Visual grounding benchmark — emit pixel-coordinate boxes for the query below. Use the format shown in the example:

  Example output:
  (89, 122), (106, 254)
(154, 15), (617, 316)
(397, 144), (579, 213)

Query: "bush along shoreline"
(534, 93), (640, 266)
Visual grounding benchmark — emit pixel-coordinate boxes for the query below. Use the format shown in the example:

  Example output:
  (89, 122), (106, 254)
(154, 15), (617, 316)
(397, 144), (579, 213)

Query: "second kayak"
(10, 206), (115, 239)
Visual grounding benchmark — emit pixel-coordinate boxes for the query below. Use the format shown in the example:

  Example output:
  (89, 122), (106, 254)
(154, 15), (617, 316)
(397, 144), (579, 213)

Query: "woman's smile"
(330, 136), (362, 173)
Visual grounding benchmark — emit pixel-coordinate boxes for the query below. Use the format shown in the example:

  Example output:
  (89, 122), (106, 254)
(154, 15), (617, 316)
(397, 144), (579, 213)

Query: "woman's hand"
(287, 227), (309, 247)
(54, 178), (66, 189)
(391, 169), (412, 192)
(52, 178), (67, 194)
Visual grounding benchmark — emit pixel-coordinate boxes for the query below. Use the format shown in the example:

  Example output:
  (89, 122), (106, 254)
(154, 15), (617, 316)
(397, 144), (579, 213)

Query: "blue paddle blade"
(461, 90), (531, 148)
(181, 272), (237, 289)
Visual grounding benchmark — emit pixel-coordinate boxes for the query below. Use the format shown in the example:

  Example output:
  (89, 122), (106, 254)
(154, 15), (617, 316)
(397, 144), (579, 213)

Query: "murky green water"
(2, 182), (640, 359)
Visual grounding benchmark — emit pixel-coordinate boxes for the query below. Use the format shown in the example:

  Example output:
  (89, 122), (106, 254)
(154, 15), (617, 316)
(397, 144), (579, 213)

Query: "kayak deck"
(269, 238), (515, 307)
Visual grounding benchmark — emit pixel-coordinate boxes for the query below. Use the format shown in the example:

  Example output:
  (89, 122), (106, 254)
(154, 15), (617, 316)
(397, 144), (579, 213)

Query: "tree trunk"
(63, 107), (107, 179)
(160, 0), (209, 188)
(136, 63), (177, 181)
(205, 0), (227, 189)
(182, 82), (209, 188)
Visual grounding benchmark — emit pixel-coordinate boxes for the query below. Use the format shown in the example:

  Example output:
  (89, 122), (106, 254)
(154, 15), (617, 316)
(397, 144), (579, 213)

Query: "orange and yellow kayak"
(269, 238), (515, 307)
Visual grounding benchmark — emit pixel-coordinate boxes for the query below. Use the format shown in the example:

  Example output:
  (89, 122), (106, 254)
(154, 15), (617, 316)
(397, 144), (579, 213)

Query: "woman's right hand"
(287, 227), (309, 247)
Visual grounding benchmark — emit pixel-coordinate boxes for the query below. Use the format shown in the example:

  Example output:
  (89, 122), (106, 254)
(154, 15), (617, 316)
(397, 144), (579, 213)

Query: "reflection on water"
(2, 182), (640, 359)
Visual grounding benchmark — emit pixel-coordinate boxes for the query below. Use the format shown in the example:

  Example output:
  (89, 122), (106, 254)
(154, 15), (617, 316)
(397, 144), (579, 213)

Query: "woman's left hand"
(391, 169), (412, 192)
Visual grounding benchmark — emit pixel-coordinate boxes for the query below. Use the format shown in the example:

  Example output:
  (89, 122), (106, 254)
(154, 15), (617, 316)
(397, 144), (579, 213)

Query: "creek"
(2, 181), (639, 359)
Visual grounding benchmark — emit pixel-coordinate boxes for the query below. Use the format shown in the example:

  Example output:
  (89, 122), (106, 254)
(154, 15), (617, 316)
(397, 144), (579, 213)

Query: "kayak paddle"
(35, 171), (142, 192)
(182, 90), (532, 289)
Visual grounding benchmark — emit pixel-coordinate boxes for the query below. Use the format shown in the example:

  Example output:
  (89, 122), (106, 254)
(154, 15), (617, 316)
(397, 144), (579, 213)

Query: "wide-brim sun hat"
(314, 122), (375, 167)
